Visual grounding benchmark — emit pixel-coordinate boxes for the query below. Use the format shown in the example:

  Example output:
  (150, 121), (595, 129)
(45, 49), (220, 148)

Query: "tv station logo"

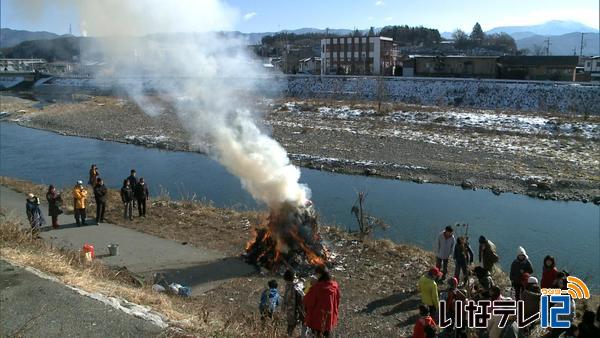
(439, 276), (590, 329)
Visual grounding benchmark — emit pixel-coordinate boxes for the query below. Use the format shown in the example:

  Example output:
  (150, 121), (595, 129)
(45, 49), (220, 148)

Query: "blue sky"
(1, 0), (598, 35)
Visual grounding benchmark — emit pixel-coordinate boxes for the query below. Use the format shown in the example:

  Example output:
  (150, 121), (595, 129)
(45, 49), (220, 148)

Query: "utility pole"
(544, 37), (551, 56)
(579, 33), (585, 56)
(69, 23), (72, 35)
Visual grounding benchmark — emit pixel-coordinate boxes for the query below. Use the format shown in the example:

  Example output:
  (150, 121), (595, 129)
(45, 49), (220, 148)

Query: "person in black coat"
(46, 185), (63, 229)
(127, 169), (138, 207)
(453, 236), (474, 285)
(510, 246), (533, 300)
(93, 178), (108, 223)
(134, 177), (149, 217)
(120, 179), (134, 220)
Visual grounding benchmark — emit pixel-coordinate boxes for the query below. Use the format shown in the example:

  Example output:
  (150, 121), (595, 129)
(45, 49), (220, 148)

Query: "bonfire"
(244, 201), (329, 274)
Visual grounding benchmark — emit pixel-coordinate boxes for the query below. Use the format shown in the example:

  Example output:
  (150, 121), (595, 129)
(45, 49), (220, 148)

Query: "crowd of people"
(25, 165), (150, 229)
(259, 265), (341, 338)
(21, 177), (598, 338)
(414, 225), (599, 338)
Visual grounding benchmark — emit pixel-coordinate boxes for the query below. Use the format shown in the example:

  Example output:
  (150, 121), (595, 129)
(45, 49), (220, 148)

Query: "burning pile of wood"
(244, 201), (329, 273)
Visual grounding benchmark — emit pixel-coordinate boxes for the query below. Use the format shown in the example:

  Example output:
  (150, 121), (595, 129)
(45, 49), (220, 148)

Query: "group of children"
(259, 266), (341, 338)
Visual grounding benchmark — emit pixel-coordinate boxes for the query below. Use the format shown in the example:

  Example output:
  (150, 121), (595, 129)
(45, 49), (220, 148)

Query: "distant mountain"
(508, 31), (537, 40)
(441, 31), (453, 39)
(240, 28), (361, 44)
(516, 32), (599, 56)
(1, 36), (84, 61)
(0, 28), (72, 48)
(487, 20), (597, 37)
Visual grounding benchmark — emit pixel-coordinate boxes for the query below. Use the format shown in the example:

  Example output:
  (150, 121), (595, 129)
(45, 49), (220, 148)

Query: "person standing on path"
(72, 180), (88, 226)
(127, 169), (138, 207)
(45, 185), (62, 229)
(88, 164), (99, 187)
(435, 225), (456, 280)
(120, 179), (134, 221)
(478, 236), (499, 273)
(134, 177), (149, 217)
(303, 266), (341, 337)
(93, 178), (108, 223)
(26, 193), (45, 229)
(509, 246), (533, 301)
(453, 236), (474, 286)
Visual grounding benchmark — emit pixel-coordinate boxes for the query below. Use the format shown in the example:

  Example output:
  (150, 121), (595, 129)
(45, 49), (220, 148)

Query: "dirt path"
(0, 185), (255, 294)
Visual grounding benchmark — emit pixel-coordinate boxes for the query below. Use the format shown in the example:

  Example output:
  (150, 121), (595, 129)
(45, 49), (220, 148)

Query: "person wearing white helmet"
(72, 180), (88, 226)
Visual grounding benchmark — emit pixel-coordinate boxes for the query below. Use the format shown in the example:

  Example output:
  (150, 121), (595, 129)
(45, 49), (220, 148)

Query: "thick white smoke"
(19, 0), (310, 208)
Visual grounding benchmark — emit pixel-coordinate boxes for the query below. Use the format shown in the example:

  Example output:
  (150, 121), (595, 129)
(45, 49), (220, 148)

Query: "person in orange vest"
(73, 180), (88, 226)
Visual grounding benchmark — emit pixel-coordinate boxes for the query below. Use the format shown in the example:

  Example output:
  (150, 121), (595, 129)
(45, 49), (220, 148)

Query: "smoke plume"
(18, 0), (310, 208)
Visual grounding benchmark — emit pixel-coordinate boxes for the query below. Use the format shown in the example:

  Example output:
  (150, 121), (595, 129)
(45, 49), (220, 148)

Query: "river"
(1, 122), (598, 290)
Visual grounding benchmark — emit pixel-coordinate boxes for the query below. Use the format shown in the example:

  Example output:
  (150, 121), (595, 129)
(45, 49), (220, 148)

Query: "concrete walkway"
(0, 185), (255, 293)
(0, 260), (163, 338)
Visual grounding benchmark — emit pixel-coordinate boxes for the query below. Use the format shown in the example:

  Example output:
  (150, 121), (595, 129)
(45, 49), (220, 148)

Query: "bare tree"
(375, 76), (388, 114)
(351, 192), (389, 238)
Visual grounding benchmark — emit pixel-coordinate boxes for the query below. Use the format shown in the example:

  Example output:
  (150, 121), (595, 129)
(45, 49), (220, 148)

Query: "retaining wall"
(30, 75), (600, 114)
(286, 75), (600, 114)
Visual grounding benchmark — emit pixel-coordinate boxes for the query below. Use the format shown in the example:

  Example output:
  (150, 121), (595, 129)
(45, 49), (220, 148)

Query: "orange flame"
(245, 207), (328, 269)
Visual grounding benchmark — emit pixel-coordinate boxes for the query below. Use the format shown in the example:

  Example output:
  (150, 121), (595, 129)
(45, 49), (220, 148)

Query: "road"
(0, 260), (163, 337)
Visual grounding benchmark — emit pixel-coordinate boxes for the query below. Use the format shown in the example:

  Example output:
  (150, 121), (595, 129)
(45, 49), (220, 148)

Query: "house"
(298, 57), (321, 74)
(582, 56), (600, 82)
(497, 56), (579, 81)
(412, 55), (498, 78)
(320, 36), (399, 75)
(0, 58), (46, 72)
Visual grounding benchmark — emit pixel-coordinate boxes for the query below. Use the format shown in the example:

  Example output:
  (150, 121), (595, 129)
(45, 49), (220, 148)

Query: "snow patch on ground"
(282, 102), (599, 139)
(290, 153), (427, 171)
(125, 134), (170, 145)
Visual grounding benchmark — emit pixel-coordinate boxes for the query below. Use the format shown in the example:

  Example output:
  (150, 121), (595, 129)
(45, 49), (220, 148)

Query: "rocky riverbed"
(1, 93), (599, 203)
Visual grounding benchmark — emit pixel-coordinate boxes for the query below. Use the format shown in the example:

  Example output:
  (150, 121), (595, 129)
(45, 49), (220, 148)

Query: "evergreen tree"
(470, 22), (485, 45)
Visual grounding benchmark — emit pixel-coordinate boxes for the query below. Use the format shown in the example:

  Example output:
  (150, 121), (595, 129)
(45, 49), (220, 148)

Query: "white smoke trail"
(18, 0), (310, 208)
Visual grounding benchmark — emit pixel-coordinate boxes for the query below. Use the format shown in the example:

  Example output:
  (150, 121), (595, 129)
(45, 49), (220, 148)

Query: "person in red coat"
(541, 255), (558, 289)
(413, 304), (437, 338)
(303, 265), (341, 337)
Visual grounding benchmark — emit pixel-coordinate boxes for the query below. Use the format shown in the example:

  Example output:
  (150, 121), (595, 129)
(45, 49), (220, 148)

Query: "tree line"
(452, 23), (517, 54)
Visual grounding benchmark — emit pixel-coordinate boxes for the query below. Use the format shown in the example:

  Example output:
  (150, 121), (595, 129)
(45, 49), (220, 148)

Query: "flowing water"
(1, 122), (598, 290)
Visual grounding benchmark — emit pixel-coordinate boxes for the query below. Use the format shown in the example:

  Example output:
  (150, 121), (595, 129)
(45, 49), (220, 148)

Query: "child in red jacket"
(413, 304), (437, 338)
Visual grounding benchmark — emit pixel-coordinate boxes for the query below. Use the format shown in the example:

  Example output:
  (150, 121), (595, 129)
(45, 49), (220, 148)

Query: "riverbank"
(1, 176), (443, 337)
(1, 93), (599, 204)
(3, 176), (598, 337)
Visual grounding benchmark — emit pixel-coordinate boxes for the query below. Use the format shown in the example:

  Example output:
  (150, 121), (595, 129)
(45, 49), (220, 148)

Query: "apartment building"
(320, 36), (398, 75)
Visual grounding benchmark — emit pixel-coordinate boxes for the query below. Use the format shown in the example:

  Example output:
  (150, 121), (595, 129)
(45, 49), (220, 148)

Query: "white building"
(320, 36), (398, 75)
(0, 58), (46, 72)
(583, 56), (600, 82)
(298, 57), (321, 74)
